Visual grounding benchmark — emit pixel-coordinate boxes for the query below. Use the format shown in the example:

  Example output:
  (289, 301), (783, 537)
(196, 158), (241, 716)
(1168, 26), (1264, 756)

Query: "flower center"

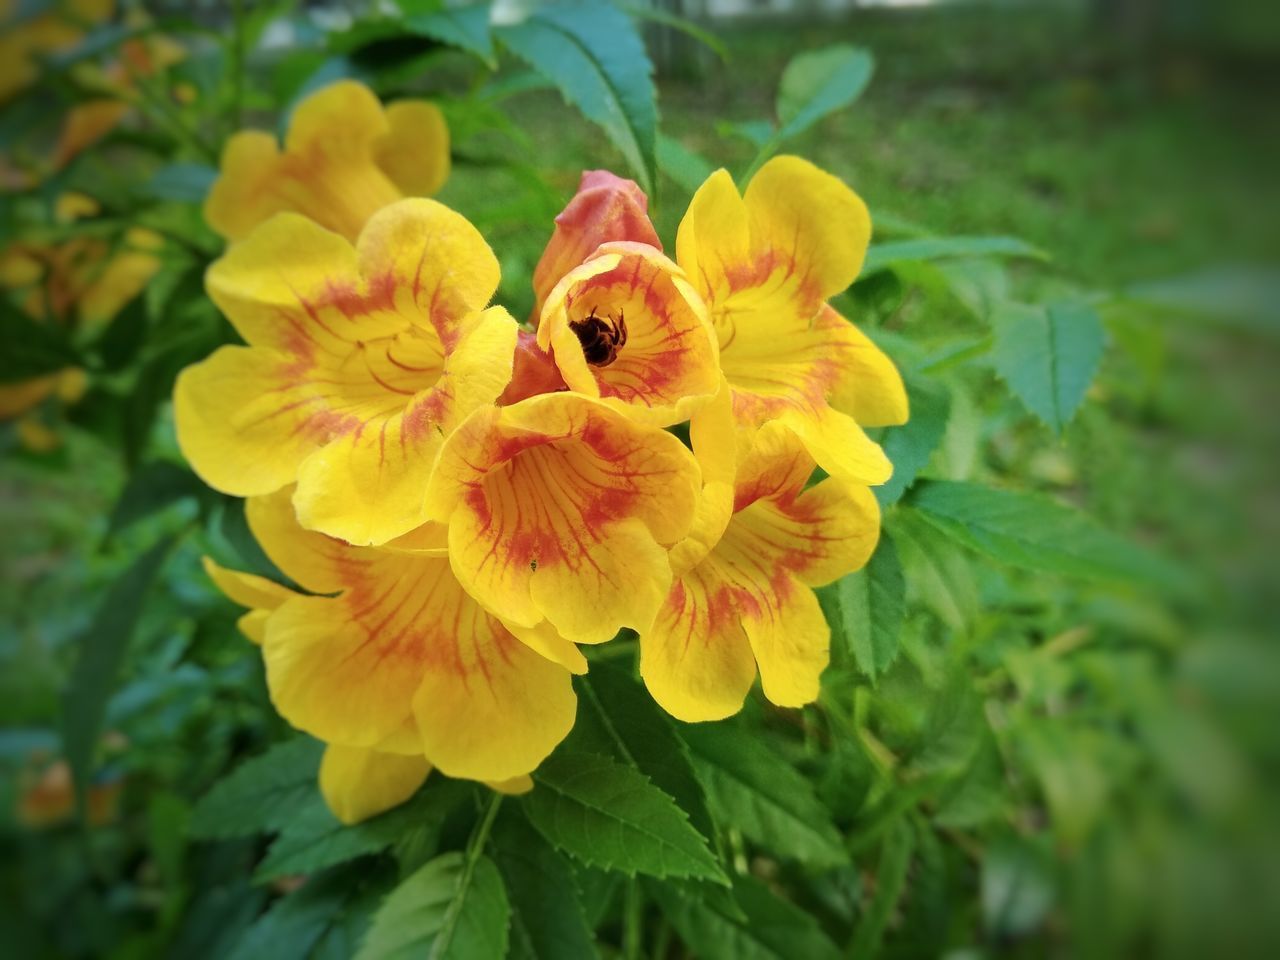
(569, 306), (627, 367)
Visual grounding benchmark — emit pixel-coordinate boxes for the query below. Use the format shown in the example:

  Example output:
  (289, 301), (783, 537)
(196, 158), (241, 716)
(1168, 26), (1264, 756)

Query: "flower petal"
(204, 81), (406, 243)
(319, 744), (431, 825)
(411, 608), (577, 781)
(292, 305), (517, 545)
(780, 404), (892, 487)
(538, 242), (719, 426)
(816, 305), (908, 427)
(174, 345), (325, 497)
(641, 562), (757, 723)
(531, 169), (661, 320)
(245, 486), (356, 595)
(202, 556), (296, 611)
(426, 393), (699, 644)
(375, 101), (450, 198)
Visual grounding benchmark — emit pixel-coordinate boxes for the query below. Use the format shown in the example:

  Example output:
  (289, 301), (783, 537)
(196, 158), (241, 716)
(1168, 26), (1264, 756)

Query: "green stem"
(229, 0), (246, 134)
(622, 878), (644, 959)
(466, 792), (503, 861)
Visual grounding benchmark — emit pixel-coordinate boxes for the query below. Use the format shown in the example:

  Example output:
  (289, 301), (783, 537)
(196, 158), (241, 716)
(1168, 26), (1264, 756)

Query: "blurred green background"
(2, 0), (1278, 956)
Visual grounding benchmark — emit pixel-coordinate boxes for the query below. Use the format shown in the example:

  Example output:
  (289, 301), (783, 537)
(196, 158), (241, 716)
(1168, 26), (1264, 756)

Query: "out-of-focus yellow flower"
(640, 412), (880, 722)
(425, 392), (701, 648)
(204, 80), (450, 245)
(676, 156), (907, 488)
(174, 198), (516, 547)
(52, 27), (186, 168)
(16, 757), (122, 829)
(0, 0), (114, 104)
(0, 195), (158, 429)
(204, 487), (577, 823)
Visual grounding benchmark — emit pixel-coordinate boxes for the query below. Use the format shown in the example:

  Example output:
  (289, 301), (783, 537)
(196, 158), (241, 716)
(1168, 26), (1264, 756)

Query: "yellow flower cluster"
(181, 81), (907, 824)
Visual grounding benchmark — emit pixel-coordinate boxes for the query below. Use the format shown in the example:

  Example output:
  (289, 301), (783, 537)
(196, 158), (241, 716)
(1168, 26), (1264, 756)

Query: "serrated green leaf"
(356, 852), (509, 960)
(256, 781), (471, 882)
(829, 535), (905, 682)
(907, 480), (1179, 586)
(228, 865), (392, 960)
(61, 535), (174, 818)
(189, 738), (324, 840)
(990, 300), (1105, 433)
(680, 724), (848, 868)
(526, 751), (726, 883)
(848, 818), (915, 960)
(651, 874), (841, 960)
(888, 507), (978, 633)
(497, 3), (657, 193)
(0, 300), (79, 383)
(571, 660), (715, 840)
(876, 376), (951, 506)
(776, 44), (873, 143)
(492, 810), (599, 960)
(403, 3), (494, 66)
(860, 235), (1046, 277)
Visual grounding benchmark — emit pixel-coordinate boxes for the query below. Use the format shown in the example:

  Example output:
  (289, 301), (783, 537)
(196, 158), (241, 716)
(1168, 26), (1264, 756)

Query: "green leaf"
(680, 724), (848, 869)
(907, 480), (1179, 586)
(848, 818), (915, 960)
(0, 300), (79, 384)
(860, 235), (1047, 277)
(229, 866), (390, 960)
(356, 853), (509, 960)
(888, 507), (978, 633)
(526, 751), (726, 883)
(256, 781), (472, 881)
(61, 535), (174, 817)
(491, 810), (599, 960)
(651, 874), (841, 960)
(142, 163), (218, 203)
(981, 833), (1056, 938)
(990, 300), (1105, 433)
(876, 375), (951, 506)
(107, 461), (208, 539)
(571, 660), (715, 840)
(828, 535), (905, 682)
(189, 738), (324, 840)
(497, 3), (657, 193)
(657, 132), (716, 195)
(1124, 264), (1280, 340)
(776, 44), (873, 143)
(403, 3), (494, 66)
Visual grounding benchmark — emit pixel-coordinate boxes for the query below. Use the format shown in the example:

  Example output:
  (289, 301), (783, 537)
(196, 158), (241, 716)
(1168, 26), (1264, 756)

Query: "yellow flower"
(424, 392), (702, 648)
(174, 198), (517, 546)
(676, 155), (908, 488)
(640, 411), (881, 722)
(0, 0), (113, 104)
(204, 487), (577, 823)
(0, 195), (158, 425)
(529, 170), (719, 425)
(204, 80), (450, 244)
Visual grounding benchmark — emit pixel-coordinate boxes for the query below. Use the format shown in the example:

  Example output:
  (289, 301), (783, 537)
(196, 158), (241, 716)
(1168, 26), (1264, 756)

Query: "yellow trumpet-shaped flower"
(676, 155), (908, 488)
(538, 241), (720, 426)
(204, 80), (450, 244)
(0, 0), (113, 104)
(203, 488), (578, 820)
(174, 198), (517, 546)
(640, 416), (880, 722)
(425, 392), (701, 647)
(0, 194), (159, 429)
